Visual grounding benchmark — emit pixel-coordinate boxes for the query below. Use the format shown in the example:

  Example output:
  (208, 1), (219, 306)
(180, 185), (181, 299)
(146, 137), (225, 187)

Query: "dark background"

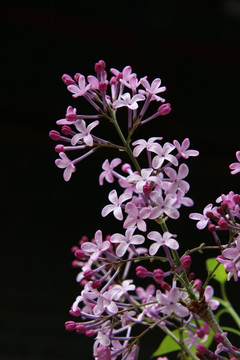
(2, 1), (240, 359)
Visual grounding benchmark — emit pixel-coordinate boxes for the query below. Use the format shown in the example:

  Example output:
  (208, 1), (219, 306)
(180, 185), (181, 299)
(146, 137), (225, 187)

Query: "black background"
(2, 1), (240, 359)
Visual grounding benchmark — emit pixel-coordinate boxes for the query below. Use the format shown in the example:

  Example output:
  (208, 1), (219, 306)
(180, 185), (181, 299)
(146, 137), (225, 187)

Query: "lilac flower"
(217, 239), (240, 281)
(120, 74), (144, 92)
(110, 227), (145, 257)
(174, 188), (194, 208)
(71, 119), (99, 147)
(110, 65), (134, 81)
(156, 287), (189, 317)
(81, 230), (110, 261)
(67, 74), (91, 97)
(93, 289), (119, 316)
(173, 138), (199, 159)
(127, 168), (162, 193)
(99, 158), (122, 185)
(152, 143), (178, 169)
(101, 189), (132, 220)
(164, 163), (190, 194)
(147, 231), (179, 255)
(55, 152), (76, 181)
(112, 280), (136, 300)
(204, 285), (219, 310)
(123, 202), (151, 232)
(189, 203), (214, 229)
(149, 192), (180, 219)
(113, 92), (145, 110)
(57, 106), (78, 125)
(229, 151), (240, 175)
(132, 137), (163, 157)
(136, 284), (156, 300)
(139, 77), (166, 102)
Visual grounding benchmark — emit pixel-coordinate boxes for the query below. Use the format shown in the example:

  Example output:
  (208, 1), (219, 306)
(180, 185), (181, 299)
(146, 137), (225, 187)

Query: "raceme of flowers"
(50, 60), (240, 360)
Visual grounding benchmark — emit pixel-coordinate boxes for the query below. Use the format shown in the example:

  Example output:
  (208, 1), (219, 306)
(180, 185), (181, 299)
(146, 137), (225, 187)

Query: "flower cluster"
(50, 61), (240, 360)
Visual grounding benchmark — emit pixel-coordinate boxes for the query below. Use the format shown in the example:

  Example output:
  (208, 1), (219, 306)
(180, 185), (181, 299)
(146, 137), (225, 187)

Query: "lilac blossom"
(71, 119), (99, 146)
(55, 152), (76, 181)
(156, 287), (189, 317)
(173, 138), (199, 159)
(149, 192), (180, 219)
(57, 106), (78, 125)
(99, 158), (122, 185)
(152, 142), (178, 169)
(147, 231), (179, 256)
(132, 137), (163, 157)
(110, 227), (145, 257)
(217, 239), (240, 281)
(123, 202), (151, 232)
(127, 168), (162, 193)
(113, 92), (145, 110)
(229, 151), (240, 175)
(67, 74), (91, 97)
(204, 285), (219, 310)
(139, 77), (166, 102)
(164, 163), (190, 194)
(101, 189), (132, 221)
(81, 230), (110, 261)
(189, 203), (214, 229)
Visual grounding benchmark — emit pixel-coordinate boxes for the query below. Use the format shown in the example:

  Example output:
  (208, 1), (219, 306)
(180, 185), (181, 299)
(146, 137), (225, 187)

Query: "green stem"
(221, 326), (240, 337)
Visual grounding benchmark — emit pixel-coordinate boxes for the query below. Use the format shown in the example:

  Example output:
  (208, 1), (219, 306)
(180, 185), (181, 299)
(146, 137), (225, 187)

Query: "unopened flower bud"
(233, 194), (240, 205)
(92, 279), (102, 289)
(66, 112), (77, 122)
(83, 269), (94, 280)
(75, 324), (86, 334)
(99, 81), (108, 93)
(206, 211), (214, 218)
(157, 103), (172, 115)
(65, 321), (76, 331)
(62, 74), (75, 85)
(143, 184), (152, 194)
(194, 279), (202, 291)
(161, 281), (171, 291)
(85, 329), (95, 337)
(188, 272), (195, 280)
(61, 125), (72, 135)
(196, 344), (207, 355)
(49, 130), (61, 141)
(55, 144), (64, 153)
(214, 333), (225, 343)
(197, 327), (205, 338)
(121, 163), (132, 173)
(153, 269), (164, 284)
(94, 60), (106, 73)
(71, 260), (81, 268)
(181, 255), (192, 270)
(74, 249), (85, 259)
(74, 73), (81, 82)
(69, 306), (81, 317)
(136, 265), (149, 278)
(208, 224), (216, 232)
(218, 219), (228, 229)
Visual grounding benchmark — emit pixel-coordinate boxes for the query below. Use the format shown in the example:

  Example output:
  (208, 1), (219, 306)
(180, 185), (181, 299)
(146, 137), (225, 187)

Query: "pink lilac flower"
(132, 137), (163, 157)
(164, 163), (190, 194)
(95, 345), (111, 360)
(56, 106), (78, 125)
(229, 151), (240, 175)
(55, 152), (76, 181)
(149, 192), (180, 219)
(189, 203), (214, 229)
(123, 202), (151, 232)
(93, 289), (119, 316)
(127, 168), (162, 193)
(156, 287), (189, 317)
(174, 188), (194, 208)
(101, 189), (132, 221)
(147, 231), (179, 256)
(136, 284), (156, 300)
(173, 138), (199, 159)
(120, 73), (144, 92)
(217, 239), (240, 281)
(71, 119), (99, 146)
(99, 158), (122, 185)
(67, 74), (91, 97)
(113, 92), (145, 110)
(139, 78), (166, 102)
(81, 230), (110, 261)
(112, 280), (136, 300)
(87, 72), (108, 90)
(110, 227), (145, 257)
(204, 285), (219, 310)
(152, 142), (178, 169)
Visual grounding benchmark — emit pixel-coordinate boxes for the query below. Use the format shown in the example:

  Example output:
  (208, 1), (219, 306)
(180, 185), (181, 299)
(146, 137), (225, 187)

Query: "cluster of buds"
(50, 61), (240, 359)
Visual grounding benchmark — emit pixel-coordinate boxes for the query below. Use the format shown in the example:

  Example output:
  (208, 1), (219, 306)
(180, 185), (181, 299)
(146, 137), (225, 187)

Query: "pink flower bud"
(62, 74), (75, 85)
(75, 324), (87, 334)
(194, 279), (202, 291)
(217, 206), (224, 215)
(55, 144), (64, 153)
(206, 211), (214, 218)
(96, 346), (111, 360)
(61, 125), (72, 135)
(143, 184), (152, 194)
(121, 163), (132, 173)
(197, 327), (205, 338)
(214, 332), (225, 343)
(188, 272), (195, 280)
(153, 269), (164, 284)
(49, 130), (61, 141)
(233, 194), (240, 205)
(85, 329), (95, 337)
(71, 260), (81, 268)
(74, 73), (81, 82)
(69, 306), (81, 317)
(94, 60), (106, 73)
(71, 246), (79, 253)
(181, 255), (192, 270)
(208, 224), (216, 232)
(92, 279), (102, 289)
(221, 201), (229, 209)
(99, 81), (108, 93)
(66, 112), (77, 122)
(136, 265), (149, 278)
(218, 219), (228, 229)
(83, 269), (94, 280)
(157, 103), (172, 115)
(74, 249), (85, 259)
(161, 281), (171, 291)
(65, 321), (76, 331)
(196, 344), (207, 355)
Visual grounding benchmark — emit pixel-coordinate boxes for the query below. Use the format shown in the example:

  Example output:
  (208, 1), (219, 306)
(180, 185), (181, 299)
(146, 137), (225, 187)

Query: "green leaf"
(206, 257), (228, 284)
(152, 330), (181, 356)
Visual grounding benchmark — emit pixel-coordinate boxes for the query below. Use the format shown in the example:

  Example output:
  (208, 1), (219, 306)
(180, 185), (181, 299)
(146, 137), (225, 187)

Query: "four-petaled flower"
(67, 74), (91, 97)
(164, 163), (190, 194)
(229, 151), (240, 175)
(99, 158), (122, 185)
(173, 138), (199, 159)
(139, 78), (166, 102)
(123, 202), (151, 232)
(113, 92), (145, 110)
(132, 137), (163, 157)
(149, 192), (180, 219)
(217, 239), (240, 281)
(152, 142), (178, 169)
(55, 152), (76, 181)
(189, 203), (214, 229)
(101, 189), (132, 220)
(156, 287), (189, 317)
(81, 230), (110, 261)
(71, 119), (99, 147)
(110, 227), (145, 257)
(147, 231), (179, 255)
(127, 168), (162, 193)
